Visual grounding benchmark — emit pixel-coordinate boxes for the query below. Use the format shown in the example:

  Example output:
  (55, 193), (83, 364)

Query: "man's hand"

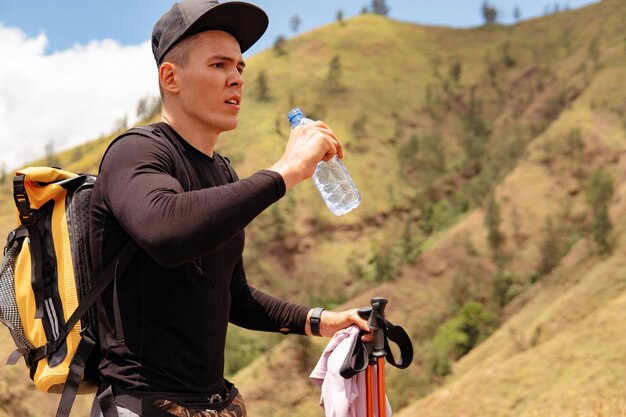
(306, 308), (373, 343)
(269, 121), (343, 190)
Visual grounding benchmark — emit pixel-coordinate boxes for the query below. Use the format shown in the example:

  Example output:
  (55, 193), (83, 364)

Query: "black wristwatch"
(310, 307), (325, 337)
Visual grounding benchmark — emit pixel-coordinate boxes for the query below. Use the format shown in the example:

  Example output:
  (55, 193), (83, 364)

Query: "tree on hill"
(137, 97), (149, 119)
(482, 1), (498, 25)
(289, 14), (301, 33)
(585, 169), (614, 254)
(501, 41), (516, 67)
(326, 55), (344, 93)
(537, 217), (564, 276)
(136, 95), (161, 121)
(449, 60), (462, 83)
(513, 6), (522, 22)
(485, 193), (505, 257)
(273, 35), (287, 56)
(256, 69), (271, 101)
(371, 0), (390, 16)
(0, 162), (6, 185)
(45, 139), (61, 168)
(336, 9), (345, 25)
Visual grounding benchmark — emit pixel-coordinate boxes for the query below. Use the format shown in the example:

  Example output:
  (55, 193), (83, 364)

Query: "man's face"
(171, 30), (245, 135)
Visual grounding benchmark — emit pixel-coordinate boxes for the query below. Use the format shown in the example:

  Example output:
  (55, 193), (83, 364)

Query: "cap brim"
(182, 2), (269, 54)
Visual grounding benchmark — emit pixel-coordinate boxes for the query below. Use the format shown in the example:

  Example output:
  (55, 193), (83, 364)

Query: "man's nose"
(228, 70), (244, 87)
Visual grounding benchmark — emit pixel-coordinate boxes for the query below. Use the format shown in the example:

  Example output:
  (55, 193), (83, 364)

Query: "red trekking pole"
(360, 297), (389, 417)
(348, 297), (412, 417)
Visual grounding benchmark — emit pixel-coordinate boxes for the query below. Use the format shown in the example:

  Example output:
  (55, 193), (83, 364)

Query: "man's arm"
(229, 284), (309, 334)
(229, 259), (371, 337)
(99, 135), (285, 268)
(303, 308), (371, 338)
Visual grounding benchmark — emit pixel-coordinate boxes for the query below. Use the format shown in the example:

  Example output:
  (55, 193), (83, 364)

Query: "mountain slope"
(1, 1), (625, 416)
(229, 2), (626, 416)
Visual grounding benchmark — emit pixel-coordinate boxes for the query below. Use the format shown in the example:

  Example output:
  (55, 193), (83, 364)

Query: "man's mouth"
(226, 97), (240, 105)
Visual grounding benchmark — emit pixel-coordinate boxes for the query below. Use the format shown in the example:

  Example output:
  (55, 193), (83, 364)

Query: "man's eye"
(211, 63), (224, 68)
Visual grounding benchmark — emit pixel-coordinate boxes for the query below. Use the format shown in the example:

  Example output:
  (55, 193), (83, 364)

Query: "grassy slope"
(1, 1), (625, 416)
(398, 23), (626, 412)
(232, 2), (626, 416)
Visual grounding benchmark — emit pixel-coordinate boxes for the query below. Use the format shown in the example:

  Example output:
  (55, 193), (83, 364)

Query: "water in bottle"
(287, 107), (361, 216)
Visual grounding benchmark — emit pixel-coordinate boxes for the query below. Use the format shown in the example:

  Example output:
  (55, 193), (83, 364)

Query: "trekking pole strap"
(339, 331), (371, 379)
(339, 319), (413, 379)
(384, 321), (413, 369)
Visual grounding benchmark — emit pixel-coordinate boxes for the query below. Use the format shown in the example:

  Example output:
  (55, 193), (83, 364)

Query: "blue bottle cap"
(287, 107), (305, 125)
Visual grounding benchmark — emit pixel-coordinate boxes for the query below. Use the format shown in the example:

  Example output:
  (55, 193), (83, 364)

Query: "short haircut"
(162, 32), (202, 67)
(158, 33), (201, 99)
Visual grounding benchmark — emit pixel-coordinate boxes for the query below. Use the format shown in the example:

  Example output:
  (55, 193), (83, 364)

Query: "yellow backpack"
(0, 166), (136, 417)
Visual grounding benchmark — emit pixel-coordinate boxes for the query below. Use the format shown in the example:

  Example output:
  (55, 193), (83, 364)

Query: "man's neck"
(160, 112), (218, 158)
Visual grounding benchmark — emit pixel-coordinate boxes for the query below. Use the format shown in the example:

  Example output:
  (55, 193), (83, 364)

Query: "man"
(89, 1), (370, 416)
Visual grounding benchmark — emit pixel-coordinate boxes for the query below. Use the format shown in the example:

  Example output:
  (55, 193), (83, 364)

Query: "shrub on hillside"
(584, 168), (614, 254)
(430, 301), (495, 376)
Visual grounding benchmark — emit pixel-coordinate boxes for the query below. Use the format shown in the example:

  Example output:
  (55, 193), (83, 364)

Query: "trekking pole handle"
(358, 307), (372, 320)
(371, 297), (388, 358)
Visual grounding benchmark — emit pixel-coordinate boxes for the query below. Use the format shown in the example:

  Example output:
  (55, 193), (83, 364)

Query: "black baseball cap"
(152, 0), (269, 65)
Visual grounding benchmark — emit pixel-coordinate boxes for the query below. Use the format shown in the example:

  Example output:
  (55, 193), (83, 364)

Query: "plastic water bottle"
(287, 107), (361, 216)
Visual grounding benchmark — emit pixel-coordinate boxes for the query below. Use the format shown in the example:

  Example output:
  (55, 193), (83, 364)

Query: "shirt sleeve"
(229, 258), (310, 335)
(99, 133), (286, 268)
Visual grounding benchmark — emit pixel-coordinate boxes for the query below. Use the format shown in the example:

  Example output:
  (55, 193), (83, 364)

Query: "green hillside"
(1, 0), (626, 415)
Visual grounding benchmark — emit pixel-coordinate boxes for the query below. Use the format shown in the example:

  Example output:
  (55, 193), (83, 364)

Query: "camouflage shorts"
(152, 391), (247, 417)
(90, 388), (247, 417)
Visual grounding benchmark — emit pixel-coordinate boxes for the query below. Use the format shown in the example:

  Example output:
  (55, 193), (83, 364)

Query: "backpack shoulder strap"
(99, 124), (196, 191)
(55, 240), (138, 417)
(98, 126), (161, 173)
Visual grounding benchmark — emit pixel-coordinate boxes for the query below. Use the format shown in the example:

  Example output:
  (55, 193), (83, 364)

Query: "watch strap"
(310, 307), (325, 337)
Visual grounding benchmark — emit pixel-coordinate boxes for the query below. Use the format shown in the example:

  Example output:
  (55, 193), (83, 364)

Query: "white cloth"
(310, 325), (392, 417)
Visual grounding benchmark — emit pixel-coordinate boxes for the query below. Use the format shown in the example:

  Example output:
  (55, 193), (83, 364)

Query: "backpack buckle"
(13, 175), (34, 225)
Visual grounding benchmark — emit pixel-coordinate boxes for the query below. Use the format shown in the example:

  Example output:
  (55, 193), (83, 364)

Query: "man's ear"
(159, 62), (179, 94)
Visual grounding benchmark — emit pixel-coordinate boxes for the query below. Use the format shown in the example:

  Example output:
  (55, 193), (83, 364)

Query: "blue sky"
(0, 0), (600, 169)
(1, 0), (599, 56)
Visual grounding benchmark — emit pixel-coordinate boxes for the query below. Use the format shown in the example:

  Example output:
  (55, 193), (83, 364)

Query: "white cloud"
(0, 24), (159, 171)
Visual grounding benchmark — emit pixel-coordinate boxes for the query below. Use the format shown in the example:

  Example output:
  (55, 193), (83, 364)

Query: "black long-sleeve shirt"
(89, 122), (309, 396)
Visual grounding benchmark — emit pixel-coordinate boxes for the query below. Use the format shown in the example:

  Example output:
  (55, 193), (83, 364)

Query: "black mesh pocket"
(0, 241), (34, 351)
(66, 177), (97, 333)
(66, 176), (102, 383)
